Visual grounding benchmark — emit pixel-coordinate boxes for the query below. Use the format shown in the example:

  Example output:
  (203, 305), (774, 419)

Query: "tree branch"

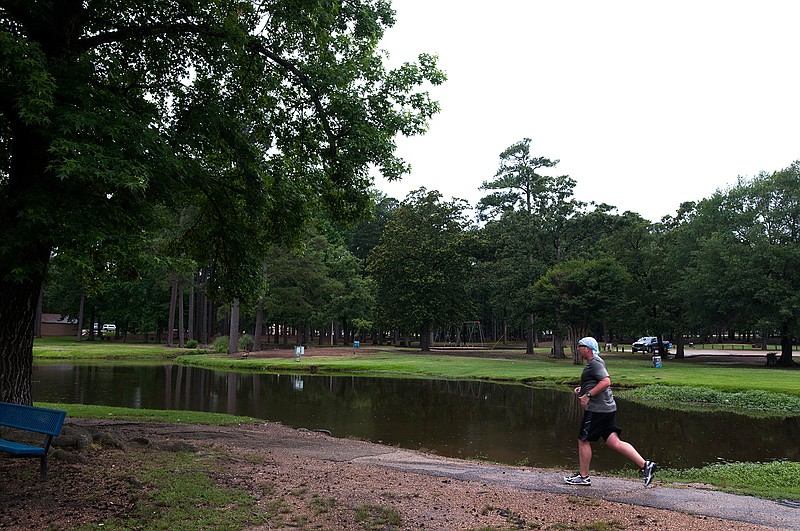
(77, 24), (338, 158)
(246, 38), (337, 154)
(76, 23), (214, 51)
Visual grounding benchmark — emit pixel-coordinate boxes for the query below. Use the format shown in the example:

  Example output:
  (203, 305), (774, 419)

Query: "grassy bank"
(34, 336), (184, 359)
(176, 350), (800, 398)
(34, 337), (800, 413)
(620, 385), (800, 417)
(36, 402), (262, 425)
(176, 351), (800, 416)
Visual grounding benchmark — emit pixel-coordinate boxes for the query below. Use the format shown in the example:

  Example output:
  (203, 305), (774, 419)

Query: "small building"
(40, 313), (78, 336)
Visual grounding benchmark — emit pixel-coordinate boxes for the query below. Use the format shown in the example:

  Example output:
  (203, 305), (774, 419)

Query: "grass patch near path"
(619, 384), (800, 416)
(354, 504), (402, 530)
(658, 460), (800, 501)
(78, 450), (264, 530)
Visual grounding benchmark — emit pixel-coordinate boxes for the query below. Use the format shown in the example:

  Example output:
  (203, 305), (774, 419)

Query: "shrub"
(238, 334), (254, 351)
(213, 336), (229, 353)
(185, 339), (198, 349)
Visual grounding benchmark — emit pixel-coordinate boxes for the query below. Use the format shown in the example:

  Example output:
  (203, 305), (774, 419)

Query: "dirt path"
(2, 419), (794, 530)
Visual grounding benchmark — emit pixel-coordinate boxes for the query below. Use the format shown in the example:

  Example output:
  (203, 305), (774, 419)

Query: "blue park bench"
(0, 401), (67, 481)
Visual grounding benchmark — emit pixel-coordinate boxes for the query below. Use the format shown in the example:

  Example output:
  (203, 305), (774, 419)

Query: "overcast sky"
(372, 1), (800, 222)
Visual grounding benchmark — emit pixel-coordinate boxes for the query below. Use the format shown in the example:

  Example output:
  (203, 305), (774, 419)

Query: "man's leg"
(605, 432), (645, 469)
(578, 439), (593, 477)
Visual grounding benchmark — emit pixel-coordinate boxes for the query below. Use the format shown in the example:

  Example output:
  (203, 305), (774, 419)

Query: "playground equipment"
(437, 320), (486, 348)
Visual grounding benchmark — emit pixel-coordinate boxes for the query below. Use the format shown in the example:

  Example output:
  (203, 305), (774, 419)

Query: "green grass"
(34, 336), (186, 359)
(175, 349), (800, 398)
(687, 343), (790, 351)
(619, 384), (800, 416)
(578, 521), (625, 531)
(310, 495), (336, 515)
(77, 451), (264, 530)
(35, 403), (262, 425)
(658, 460), (800, 501)
(354, 504), (402, 530)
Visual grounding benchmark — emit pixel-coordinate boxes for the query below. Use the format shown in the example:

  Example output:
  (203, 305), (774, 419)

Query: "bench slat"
(0, 402), (66, 436)
(0, 439), (46, 455)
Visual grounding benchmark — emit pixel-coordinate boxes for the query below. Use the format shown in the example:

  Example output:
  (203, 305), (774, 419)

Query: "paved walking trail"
(235, 417), (799, 530)
(353, 448), (800, 529)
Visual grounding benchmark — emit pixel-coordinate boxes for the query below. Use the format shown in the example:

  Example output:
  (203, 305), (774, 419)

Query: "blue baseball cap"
(578, 337), (599, 355)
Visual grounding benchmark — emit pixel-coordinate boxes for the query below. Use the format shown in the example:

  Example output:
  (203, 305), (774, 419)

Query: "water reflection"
(32, 363), (800, 471)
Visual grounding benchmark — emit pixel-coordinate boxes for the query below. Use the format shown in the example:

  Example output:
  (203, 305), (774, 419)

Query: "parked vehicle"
(631, 336), (669, 353)
(101, 323), (116, 333)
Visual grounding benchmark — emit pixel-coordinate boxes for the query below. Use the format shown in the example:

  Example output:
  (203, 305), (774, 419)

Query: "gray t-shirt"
(580, 355), (617, 413)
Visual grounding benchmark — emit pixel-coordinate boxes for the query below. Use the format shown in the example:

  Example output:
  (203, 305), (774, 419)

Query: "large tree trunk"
(76, 291), (85, 343)
(178, 282), (185, 348)
(567, 327), (587, 364)
(34, 286), (43, 338)
(0, 275), (44, 404)
(187, 284), (195, 342)
(0, 252), (48, 404)
(778, 332), (795, 367)
(0, 121), (53, 403)
(228, 298), (240, 354)
(88, 306), (96, 341)
(420, 321), (431, 351)
(253, 301), (264, 351)
(200, 289), (208, 344)
(166, 274), (178, 347)
(674, 333), (685, 359)
(656, 334), (667, 357)
(553, 333), (566, 360)
(526, 314), (535, 354)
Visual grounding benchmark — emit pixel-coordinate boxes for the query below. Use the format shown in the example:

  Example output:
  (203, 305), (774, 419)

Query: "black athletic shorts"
(578, 410), (622, 442)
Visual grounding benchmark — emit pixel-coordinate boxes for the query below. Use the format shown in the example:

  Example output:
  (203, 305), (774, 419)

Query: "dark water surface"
(32, 363), (800, 471)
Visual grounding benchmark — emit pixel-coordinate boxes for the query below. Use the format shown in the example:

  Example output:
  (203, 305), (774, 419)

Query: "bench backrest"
(0, 402), (67, 436)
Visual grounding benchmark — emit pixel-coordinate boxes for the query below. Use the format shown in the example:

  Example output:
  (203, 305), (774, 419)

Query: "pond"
(32, 363), (800, 471)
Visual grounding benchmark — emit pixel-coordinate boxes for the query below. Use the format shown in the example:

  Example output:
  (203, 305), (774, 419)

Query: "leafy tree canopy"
(367, 188), (475, 349)
(531, 257), (632, 363)
(0, 0), (444, 403)
(681, 163), (800, 364)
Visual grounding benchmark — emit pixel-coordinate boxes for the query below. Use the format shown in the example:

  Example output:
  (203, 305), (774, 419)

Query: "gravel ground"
(0, 419), (788, 530)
